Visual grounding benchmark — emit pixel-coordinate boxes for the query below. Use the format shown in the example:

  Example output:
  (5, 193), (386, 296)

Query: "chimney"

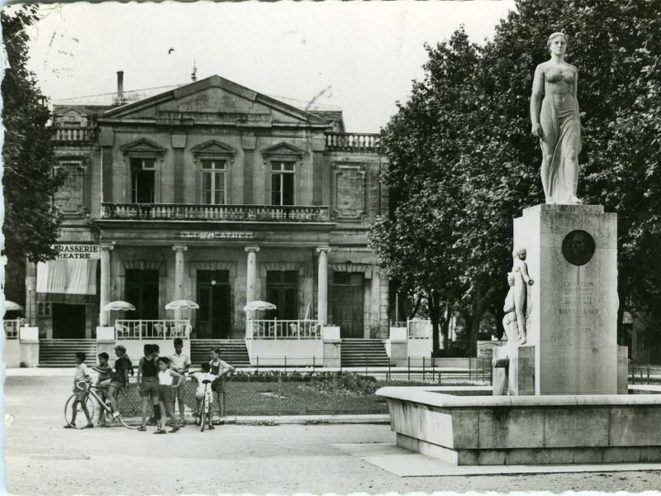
(116, 70), (124, 103)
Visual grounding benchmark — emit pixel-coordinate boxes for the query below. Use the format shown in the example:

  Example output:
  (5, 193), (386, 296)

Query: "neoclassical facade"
(32, 74), (389, 341)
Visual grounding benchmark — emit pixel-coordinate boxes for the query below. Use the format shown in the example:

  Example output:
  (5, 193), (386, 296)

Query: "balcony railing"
(101, 203), (331, 223)
(4, 319), (23, 340)
(247, 319), (322, 340)
(325, 132), (381, 152)
(115, 319), (191, 340)
(53, 127), (96, 145)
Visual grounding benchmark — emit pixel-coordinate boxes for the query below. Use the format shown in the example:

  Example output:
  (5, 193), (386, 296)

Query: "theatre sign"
(53, 244), (101, 259)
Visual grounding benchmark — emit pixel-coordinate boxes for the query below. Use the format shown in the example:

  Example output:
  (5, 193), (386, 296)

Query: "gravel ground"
(5, 375), (661, 495)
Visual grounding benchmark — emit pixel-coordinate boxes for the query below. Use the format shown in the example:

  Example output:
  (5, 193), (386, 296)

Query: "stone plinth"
(377, 386), (661, 465)
(493, 344), (535, 396)
(514, 204), (618, 395)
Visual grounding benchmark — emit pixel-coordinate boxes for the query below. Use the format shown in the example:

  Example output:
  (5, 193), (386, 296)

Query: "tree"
(2, 6), (63, 278)
(372, 0), (661, 356)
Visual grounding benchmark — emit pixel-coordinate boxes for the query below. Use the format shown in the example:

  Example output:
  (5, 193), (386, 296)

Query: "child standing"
(64, 352), (94, 429)
(92, 352), (113, 427)
(155, 357), (183, 434)
(137, 344), (160, 431)
(209, 348), (234, 421)
(170, 338), (191, 426)
(191, 362), (217, 429)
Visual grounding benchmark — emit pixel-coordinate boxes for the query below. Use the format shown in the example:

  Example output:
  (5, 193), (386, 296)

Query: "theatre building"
(24, 73), (394, 367)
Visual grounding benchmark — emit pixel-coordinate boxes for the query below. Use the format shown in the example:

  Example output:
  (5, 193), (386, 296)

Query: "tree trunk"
(429, 293), (442, 357)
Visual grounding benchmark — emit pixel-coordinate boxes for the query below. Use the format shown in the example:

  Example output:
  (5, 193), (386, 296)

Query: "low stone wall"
(377, 385), (661, 465)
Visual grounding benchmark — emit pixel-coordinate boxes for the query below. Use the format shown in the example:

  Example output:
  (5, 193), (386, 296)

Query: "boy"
(191, 362), (216, 429)
(92, 352), (113, 427)
(137, 344), (160, 431)
(155, 357), (184, 434)
(209, 348), (234, 421)
(170, 338), (191, 426)
(64, 352), (93, 429)
(107, 345), (133, 419)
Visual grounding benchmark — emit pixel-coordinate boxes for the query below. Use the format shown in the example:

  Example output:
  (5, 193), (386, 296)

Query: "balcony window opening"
(271, 161), (295, 206)
(201, 159), (226, 205)
(130, 158), (155, 203)
(125, 269), (159, 320)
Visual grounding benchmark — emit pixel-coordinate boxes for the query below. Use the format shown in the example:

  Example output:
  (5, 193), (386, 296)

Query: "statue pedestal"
(514, 204), (618, 395)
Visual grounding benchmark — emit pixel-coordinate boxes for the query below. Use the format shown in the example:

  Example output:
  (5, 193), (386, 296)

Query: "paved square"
(6, 375), (661, 494)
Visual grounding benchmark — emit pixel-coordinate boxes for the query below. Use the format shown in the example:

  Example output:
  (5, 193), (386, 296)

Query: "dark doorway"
(52, 303), (86, 338)
(196, 270), (232, 338)
(331, 272), (364, 338)
(125, 269), (159, 319)
(266, 271), (298, 320)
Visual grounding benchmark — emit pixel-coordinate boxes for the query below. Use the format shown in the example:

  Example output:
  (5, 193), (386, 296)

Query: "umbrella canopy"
(244, 300), (277, 312)
(4, 300), (23, 312)
(165, 299), (200, 311)
(103, 301), (136, 312)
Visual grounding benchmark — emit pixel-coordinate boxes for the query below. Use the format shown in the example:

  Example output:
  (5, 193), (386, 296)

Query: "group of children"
(67, 338), (234, 432)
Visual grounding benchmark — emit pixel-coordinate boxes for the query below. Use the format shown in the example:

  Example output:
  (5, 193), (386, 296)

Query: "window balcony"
(100, 203), (331, 223)
(325, 132), (381, 152)
(53, 126), (96, 145)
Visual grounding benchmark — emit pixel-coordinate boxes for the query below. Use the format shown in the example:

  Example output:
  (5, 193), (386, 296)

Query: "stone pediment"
(120, 138), (167, 155)
(190, 139), (237, 157)
(102, 75), (327, 128)
(261, 142), (305, 158)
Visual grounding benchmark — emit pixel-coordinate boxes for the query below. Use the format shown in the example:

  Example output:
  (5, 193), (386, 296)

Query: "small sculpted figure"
(530, 32), (582, 204)
(512, 248), (534, 345)
(502, 272), (520, 344)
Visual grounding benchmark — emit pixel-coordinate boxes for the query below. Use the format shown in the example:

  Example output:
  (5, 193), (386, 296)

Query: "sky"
(25, 1), (517, 132)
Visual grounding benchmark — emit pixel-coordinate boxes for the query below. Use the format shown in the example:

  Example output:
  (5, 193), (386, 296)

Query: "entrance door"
(125, 269), (159, 319)
(266, 271), (298, 320)
(52, 304), (86, 338)
(196, 270), (232, 338)
(331, 272), (364, 338)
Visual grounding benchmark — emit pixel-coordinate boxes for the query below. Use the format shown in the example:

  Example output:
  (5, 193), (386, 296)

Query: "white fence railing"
(247, 319), (322, 340)
(4, 319), (23, 339)
(407, 319), (432, 340)
(115, 320), (191, 340)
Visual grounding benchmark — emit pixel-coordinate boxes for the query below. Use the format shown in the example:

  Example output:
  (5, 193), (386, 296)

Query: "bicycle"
(64, 381), (138, 430)
(198, 379), (213, 432)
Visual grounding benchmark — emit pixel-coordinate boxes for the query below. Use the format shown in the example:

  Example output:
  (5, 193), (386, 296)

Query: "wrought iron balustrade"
(247, 319), (322, 340)
(325, 132), (381, 152)
(101, 203), (331, 222)
(4, 319), (23, 339)
(114, 319), (191, 340)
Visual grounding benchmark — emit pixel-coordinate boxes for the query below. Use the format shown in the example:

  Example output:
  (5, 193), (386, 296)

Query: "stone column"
(25, 260), (37, 326)
(370, 267), (381, 337)
(99, 244), (114, 326)
(316, 247), (330, 325)
(172, 245), (188, 320)
(245, 246), (260, 304)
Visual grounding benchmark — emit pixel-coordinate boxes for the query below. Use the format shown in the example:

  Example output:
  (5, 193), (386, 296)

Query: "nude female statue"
(530, 32), (582, 204)
(512, 248), (534, 345)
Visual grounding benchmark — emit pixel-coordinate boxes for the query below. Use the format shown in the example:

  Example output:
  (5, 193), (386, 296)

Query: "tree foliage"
(2, 5), (63, 264)
(371, 0), (661, 355)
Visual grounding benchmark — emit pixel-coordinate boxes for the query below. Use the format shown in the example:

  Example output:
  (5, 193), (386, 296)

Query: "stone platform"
(376, 386), (661, 465)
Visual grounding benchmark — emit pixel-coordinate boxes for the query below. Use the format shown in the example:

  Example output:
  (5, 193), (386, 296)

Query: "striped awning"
(37, 259), (98, 303)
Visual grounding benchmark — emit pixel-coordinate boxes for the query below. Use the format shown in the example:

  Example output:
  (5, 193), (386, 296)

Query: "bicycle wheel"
(64, 394), (96, 429)
(115, 413), (139, 430)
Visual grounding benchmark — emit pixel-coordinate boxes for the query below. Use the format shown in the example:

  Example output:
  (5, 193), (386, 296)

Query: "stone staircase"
(190, 339), (250, 367)
(341, 339), (391, 367)
(39, 339), (98, 367)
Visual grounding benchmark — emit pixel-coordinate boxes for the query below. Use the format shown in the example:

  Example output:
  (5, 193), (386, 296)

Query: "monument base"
(377, 386), (661, 466)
